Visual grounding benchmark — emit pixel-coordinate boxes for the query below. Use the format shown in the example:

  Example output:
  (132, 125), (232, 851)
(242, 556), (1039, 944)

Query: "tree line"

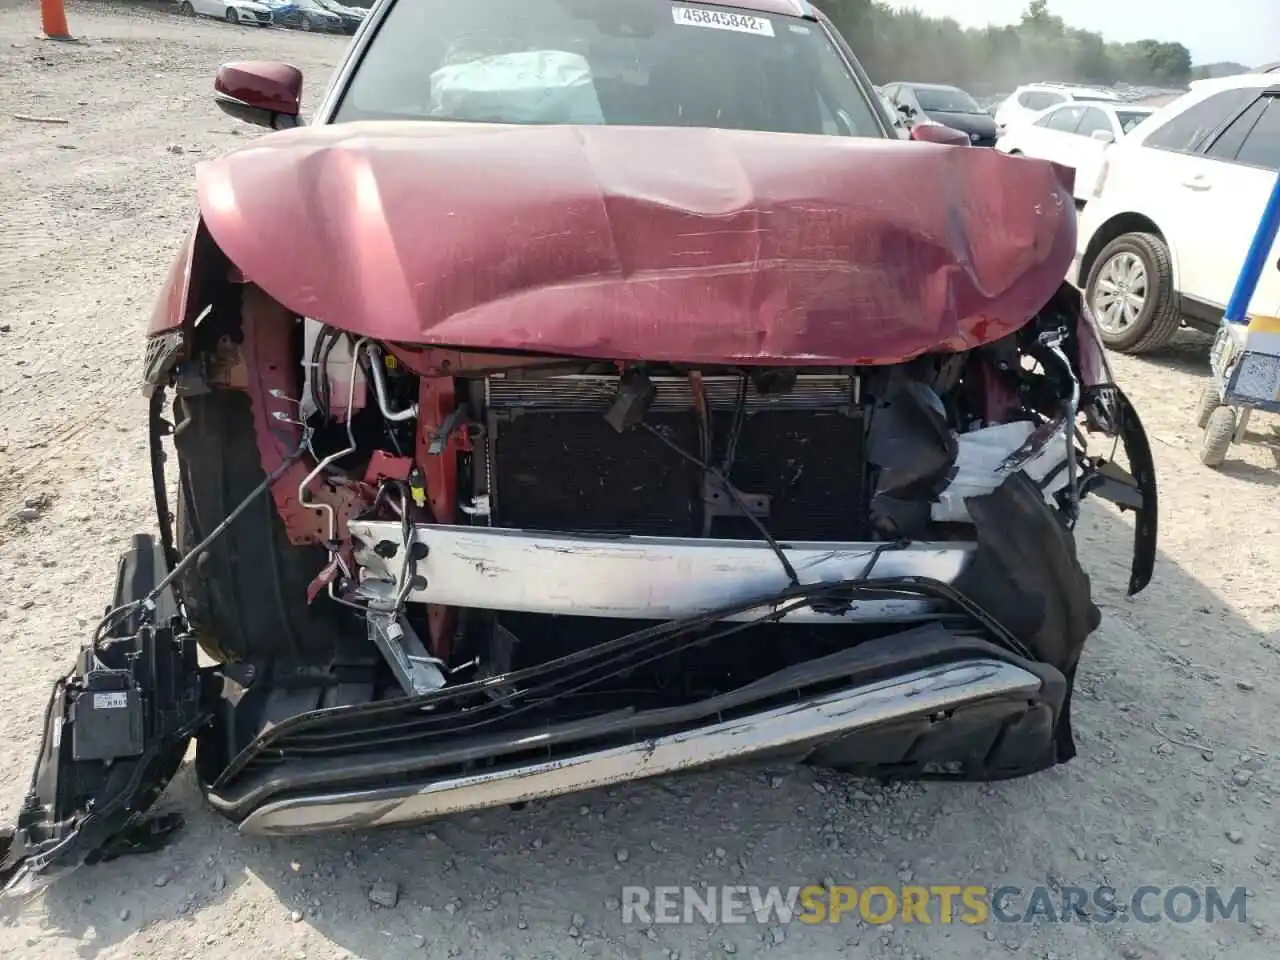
(813, 0), (1194, 94)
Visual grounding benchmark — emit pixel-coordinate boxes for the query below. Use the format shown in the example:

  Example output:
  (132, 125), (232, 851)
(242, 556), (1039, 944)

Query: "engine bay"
(162, 281), (1150, 713)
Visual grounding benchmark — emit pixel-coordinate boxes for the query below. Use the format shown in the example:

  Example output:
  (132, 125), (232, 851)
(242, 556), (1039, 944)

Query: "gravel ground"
(1, 5), (1278, 959)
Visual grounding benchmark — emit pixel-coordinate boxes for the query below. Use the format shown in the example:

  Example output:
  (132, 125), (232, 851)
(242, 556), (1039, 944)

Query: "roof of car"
(1188, 71), (1280, 93)
(892, 82), (967, 92)
(1020, 82), (1119, 99)
(696, 0), (811, 16)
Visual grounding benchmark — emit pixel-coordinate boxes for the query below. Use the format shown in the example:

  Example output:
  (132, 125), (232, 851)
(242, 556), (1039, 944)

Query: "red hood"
(196, 121), (1075, 365)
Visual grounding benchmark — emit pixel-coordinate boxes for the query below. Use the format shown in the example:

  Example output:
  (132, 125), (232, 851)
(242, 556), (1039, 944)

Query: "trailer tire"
(1199, 405), (1236, 468)
(173, 390), (349, 664)
(1194, 382), (1222, 429)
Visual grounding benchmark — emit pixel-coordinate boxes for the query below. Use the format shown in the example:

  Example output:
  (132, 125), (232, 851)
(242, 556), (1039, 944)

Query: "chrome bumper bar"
(349, 523), (974, 622)
(239, 659), (1041, 835)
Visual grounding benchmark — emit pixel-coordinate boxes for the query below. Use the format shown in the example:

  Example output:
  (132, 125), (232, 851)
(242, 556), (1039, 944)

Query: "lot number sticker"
(672, 6), (775, 37)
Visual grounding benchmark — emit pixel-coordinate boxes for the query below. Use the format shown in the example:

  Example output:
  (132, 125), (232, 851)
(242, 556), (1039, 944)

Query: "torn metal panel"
(350, 523), (973, 621)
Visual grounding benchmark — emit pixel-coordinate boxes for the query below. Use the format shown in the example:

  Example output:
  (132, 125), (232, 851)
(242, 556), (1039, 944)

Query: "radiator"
(484, 374), (868, 541)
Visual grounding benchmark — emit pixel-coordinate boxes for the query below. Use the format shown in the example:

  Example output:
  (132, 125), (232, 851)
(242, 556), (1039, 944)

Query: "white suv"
(993, 82), (1120, 133)
(1073, 74), (1280, 354)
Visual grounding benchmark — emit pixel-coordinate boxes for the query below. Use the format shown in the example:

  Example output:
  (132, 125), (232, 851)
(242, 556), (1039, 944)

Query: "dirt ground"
(0, 4), (1278, 959)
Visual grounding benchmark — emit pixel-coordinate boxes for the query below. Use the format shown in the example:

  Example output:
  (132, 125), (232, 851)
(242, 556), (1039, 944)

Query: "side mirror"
(214, 61), (303, 130)
(1090, 129), (1116, 144)
(909, 122), (971, 146)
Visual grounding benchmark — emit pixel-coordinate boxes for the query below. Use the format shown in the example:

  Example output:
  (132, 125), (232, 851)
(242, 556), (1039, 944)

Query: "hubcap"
(1091, 251), (1148, 336)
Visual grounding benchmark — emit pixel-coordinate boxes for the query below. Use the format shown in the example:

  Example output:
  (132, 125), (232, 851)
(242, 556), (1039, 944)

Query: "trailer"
(1196, 168), (1280, 468)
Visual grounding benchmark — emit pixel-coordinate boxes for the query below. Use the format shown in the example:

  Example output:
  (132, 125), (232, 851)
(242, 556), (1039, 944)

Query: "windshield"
(914, 86), (980, 113)
(334, 0), (884, 137)
(1115, 109), (1153, 134)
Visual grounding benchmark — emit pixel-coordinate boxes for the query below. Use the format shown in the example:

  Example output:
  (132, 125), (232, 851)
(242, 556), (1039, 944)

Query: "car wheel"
(179, 0), (195, 14)
(1085, 232), (1181, 354)
(225, 6), (239, 23)
(172, 390), (350, 664)
(1199, 405), (1236, 468)
(300, 14), (314, 30)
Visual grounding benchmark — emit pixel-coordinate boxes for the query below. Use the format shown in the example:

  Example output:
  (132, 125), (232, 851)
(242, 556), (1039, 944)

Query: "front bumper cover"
(236, 656), (1049, 836)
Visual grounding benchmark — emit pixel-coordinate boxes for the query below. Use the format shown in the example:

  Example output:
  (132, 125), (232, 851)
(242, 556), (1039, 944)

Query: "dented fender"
(143, 218), (228, 392)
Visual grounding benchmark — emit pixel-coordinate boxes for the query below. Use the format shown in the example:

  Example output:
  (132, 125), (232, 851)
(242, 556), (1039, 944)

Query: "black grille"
(487, 375), (868, 541)
(708, 410), (866, 541)
(492, 413), (700, 536)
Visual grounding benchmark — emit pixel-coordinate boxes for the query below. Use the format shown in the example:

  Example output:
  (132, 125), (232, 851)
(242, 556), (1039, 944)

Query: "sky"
(886, 0), (1278, 66)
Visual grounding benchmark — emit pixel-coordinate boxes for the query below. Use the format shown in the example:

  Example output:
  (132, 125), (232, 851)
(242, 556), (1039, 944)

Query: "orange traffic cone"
(40, 0), (73, 40)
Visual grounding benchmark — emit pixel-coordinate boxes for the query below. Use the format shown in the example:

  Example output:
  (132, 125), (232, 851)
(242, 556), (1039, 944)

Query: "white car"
(178, 0), (274, 26)
(994, 83), (1121, 134)
(1072, 73), (1280, 354)
(996, 102), (1156, 205)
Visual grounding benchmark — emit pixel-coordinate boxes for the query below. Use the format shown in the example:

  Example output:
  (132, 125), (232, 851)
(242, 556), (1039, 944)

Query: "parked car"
(1073, 73), (1280, 354)
(996, 101), (1156, 206)
(994, 82), (1121, 133)
(256, 0), (298, 24)
(882, 81), (999, 145)
(177, 0), (273, 26)
(267, 0), (344, 31)
(0, 0), (1154, 888)
(313, 0), (365, 33)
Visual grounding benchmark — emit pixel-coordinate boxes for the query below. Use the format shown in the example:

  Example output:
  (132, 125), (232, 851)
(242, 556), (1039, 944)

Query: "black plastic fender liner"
(952, 471), (1102, 763)
(1109, 385), (1158, 596)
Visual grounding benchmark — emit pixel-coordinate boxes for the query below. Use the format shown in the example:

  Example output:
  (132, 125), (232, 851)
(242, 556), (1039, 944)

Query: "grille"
(485, 374), (867, 541)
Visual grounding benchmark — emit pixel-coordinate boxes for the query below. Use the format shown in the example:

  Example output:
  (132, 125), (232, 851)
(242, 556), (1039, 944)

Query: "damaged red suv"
(1, 0), (1156, 888)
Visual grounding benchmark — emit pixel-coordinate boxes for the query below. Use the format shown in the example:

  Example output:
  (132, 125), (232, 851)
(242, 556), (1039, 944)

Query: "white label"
(672, 6), (775, 37)
(94, 692), (129, 710)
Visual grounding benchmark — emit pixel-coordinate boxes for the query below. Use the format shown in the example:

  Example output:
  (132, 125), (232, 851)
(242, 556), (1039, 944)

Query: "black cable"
(721, 374), (748, 474)
(93, 438), (311, 645)
(148, 385), (179, 571)
(639, 421), (800, 586)
(21, 678), (66, 800)
(309, 326), (339, 421)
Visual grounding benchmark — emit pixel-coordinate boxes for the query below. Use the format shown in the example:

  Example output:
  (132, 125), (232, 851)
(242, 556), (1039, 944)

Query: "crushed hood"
(196, 121), (1075, 365)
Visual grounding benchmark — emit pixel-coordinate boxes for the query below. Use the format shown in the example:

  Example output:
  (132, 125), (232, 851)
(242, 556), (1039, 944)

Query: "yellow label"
(1247, 315), (1280, 334)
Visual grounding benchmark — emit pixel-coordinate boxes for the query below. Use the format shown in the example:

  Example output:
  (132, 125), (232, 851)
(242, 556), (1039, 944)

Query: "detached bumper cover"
(239, 657), (1046, 836)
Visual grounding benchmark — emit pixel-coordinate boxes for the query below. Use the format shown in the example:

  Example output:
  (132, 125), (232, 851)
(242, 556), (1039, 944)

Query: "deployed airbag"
(429, 51), (605, 124)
